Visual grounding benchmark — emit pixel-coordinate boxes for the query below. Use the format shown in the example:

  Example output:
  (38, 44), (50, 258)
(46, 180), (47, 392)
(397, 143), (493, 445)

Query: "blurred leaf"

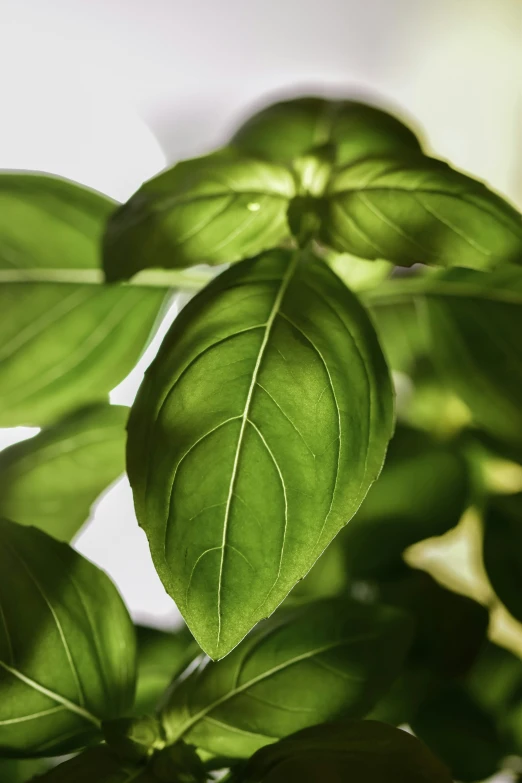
(408, 265), (522, 448)
(0, 404), (127, 541)
(0, 281), (166, 427)
(103, 153), (295, 282)
(126, 249), (393, 659)
(483, 493), (522, 624)
(322, 155), (522, 270)
(368, 665), (435, 727)
(0, 171), (114, 274)
(231, 720), (452, 783)
(0, 757), (50, 782)
(325, 251), (392, 292)
(231, 96), (422, 165)
(379, 568), (489, 677)
(288, 538), (348, 603)
(0, 518), (136, 757)
(466, 640), (522, 756)
(340, 425), (470, 580)
(135, 625), (201, 715)
(367, 296), (427, 375)
(34, 746), (158, 782)
(161, 598), (413, 759)
(0, 172), (167, 427)
(411, 684), (505, 782)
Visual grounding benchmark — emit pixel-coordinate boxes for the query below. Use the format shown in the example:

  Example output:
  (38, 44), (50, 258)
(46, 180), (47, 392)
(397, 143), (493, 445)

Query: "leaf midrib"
(215, 252), (299, 651)
(0, 660), (100, 727)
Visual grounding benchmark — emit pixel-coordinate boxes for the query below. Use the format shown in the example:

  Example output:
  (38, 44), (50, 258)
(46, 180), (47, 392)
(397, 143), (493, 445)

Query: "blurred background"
(0, 0), (520, 639)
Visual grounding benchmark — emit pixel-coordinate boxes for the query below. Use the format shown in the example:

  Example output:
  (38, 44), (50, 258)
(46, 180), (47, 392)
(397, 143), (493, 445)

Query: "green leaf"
(127, 248), (394, 659)
(0, 404), (127, 541)
(340, 425), (470, 580)
(0, 281), (166, 427)
(483, 493), (522, 624)
(0, 757), (50, 783)
(135, 625), (201, 715)
(0, 518), (136, 757)
(411, 684), (505, 782)
(230, 96), (422, 165)
(34, 747), (159, 782)
(103, 153), (296, 282)
(0, 171), (115, 273)
(0, 172), (168, 427)
(368, 665), (435, 727)
(161, 598), (413, 759)
(378, 568), (488, 678)
(231, 720), (452, 783)
(322, 155), (522, 270)
(416, 266), (522, 448)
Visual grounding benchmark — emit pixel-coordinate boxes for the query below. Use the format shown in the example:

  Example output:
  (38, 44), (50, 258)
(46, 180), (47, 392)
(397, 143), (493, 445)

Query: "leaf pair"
(104, 97), (522, 283)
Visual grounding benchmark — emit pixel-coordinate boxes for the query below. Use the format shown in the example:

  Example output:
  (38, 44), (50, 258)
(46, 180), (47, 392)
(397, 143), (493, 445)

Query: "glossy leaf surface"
(0, 404), (127, 541)
(322, 155), (522, 270)
(35, 747), (158, 782)
(0, 519), (136, 757)
(231, 96), (422, 165)
(103, 153), (295, 282)
(232, 720), (452, 783)
(483, 493), (522, 624)
(127, 249), (394, 658)
(161, 599), (412, 758)
(135, 625), (201, 715)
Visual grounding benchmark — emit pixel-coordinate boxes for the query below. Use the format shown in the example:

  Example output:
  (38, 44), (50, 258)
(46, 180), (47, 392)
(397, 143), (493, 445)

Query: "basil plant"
(1, 94), (522, 782)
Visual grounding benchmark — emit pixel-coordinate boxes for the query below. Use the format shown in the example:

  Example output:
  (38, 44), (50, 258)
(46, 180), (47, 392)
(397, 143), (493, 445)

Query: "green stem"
(0, 267), (216, 291)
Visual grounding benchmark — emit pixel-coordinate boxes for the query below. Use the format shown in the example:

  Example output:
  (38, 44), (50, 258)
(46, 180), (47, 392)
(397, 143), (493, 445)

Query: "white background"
(0, 0), (521, 676)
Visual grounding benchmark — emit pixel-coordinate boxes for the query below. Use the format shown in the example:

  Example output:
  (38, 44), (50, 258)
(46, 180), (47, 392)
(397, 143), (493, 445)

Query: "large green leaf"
(127, 249), (394, 658)
(0, 171), (168, 427)
(161, 598), (412, 759)
(231, 720), (452, 783)
(340, 425), (470, 579)
(34, 747), (158, 782)
(483, 493), (522, 624)
(103, 153), (295, 282)
(230, 96), (422, 165)
(0, 518), (136, 757)
(134, 625), (201, 715)
(0, 404), (127, 541)
(322, 155), (522, 270)
(411, 684), (505, 783)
